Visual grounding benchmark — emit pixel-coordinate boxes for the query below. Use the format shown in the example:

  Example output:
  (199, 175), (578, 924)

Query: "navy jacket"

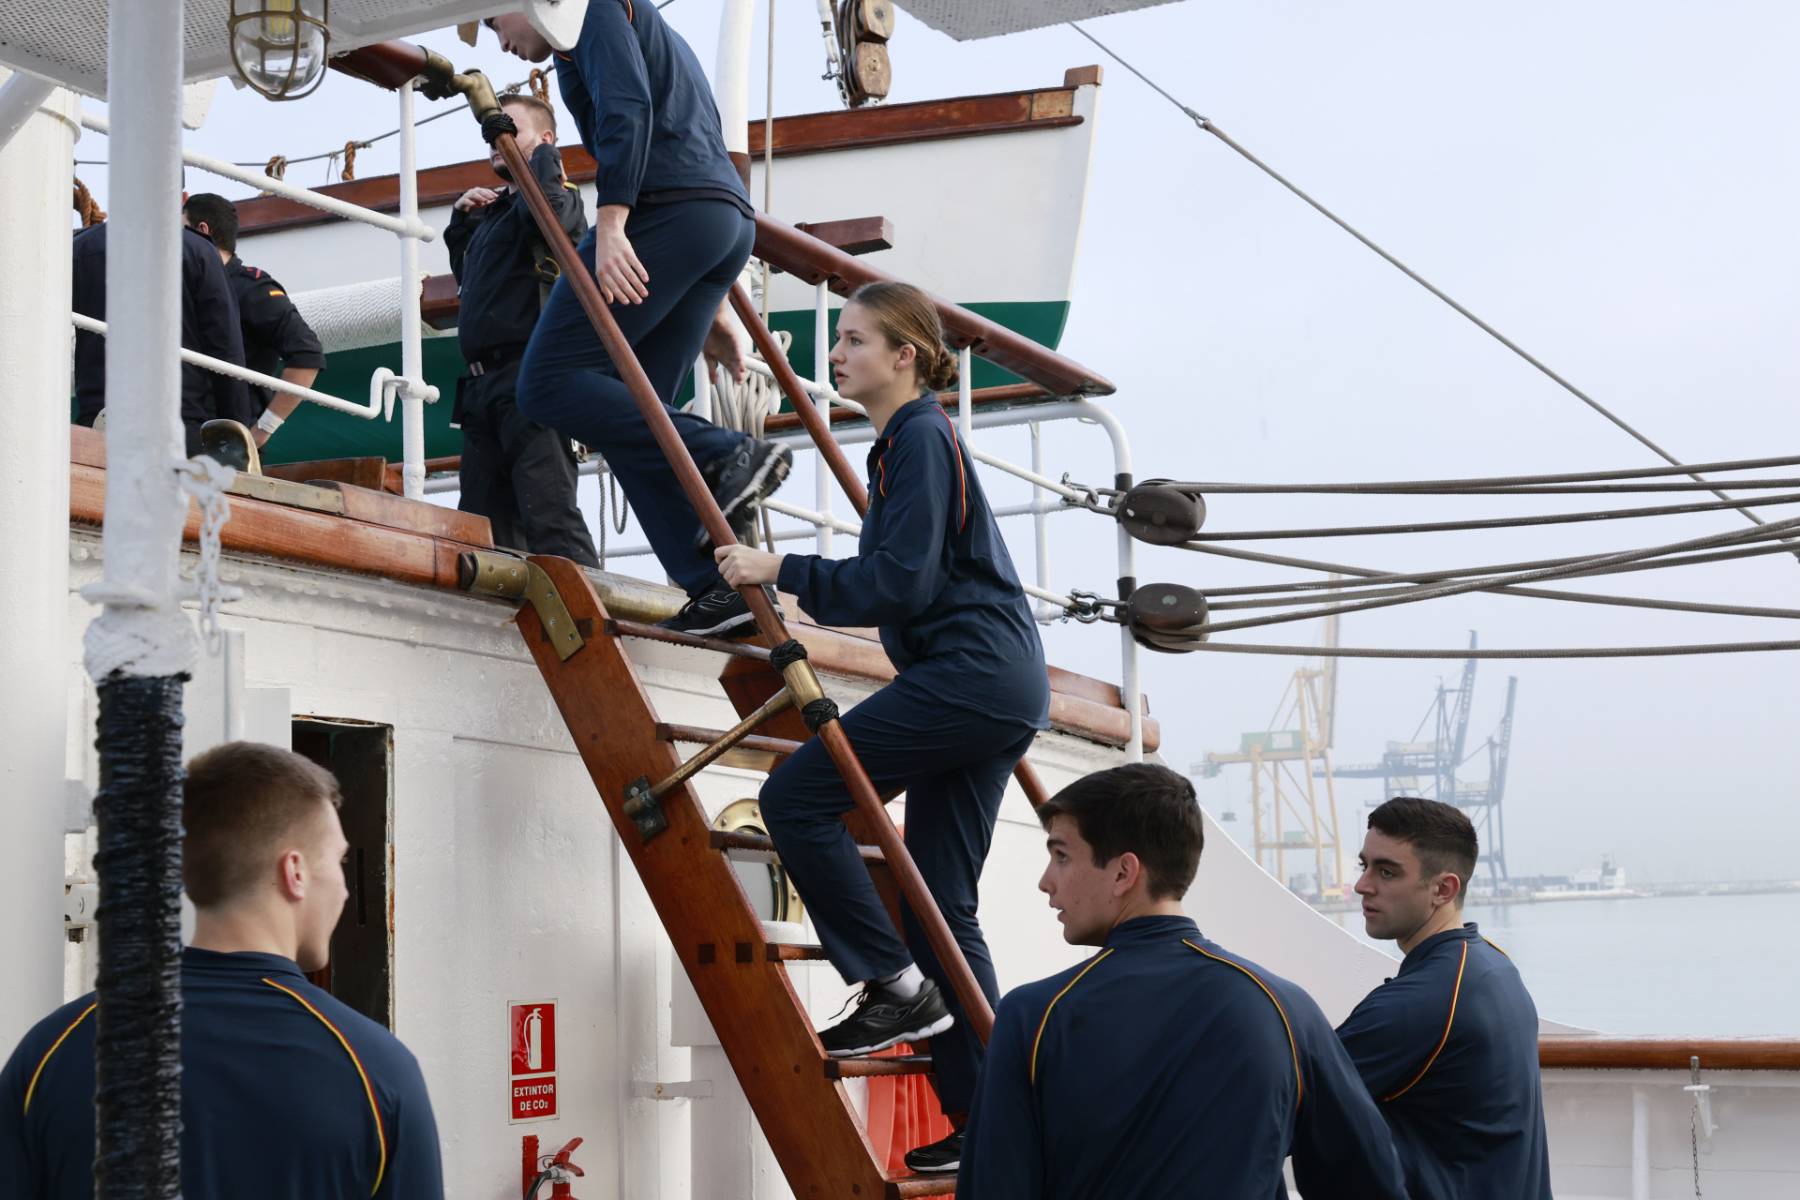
(957, 915), (1408, 1199)
(224, 254), (325, 413)
(445, 141), (588, 362)
(778, 395), (1051, 729)
(71, 223), (256, 430)
(1336, 924), (1551, 1200)
(0, 949), (443, 1200)
(555, 0), (752, 214)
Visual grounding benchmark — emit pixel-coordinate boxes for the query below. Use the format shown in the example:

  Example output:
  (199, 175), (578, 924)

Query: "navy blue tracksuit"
(1337, 924), (1551, 1199)
(0, 948), (442, 1199)
(72, 223), (256, 456)
(766, 395), (1050, 1115)
(518, 0), (756, 596)
(957, 916), (1408, 1200)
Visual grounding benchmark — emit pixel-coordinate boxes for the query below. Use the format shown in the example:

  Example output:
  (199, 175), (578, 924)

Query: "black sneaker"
(657, 584), (758, 639)
(819, 977), (954, 1058)
(903, 1129), (963, 1175)
(699, 455), (760, 547)
(695, 439), (792, 551)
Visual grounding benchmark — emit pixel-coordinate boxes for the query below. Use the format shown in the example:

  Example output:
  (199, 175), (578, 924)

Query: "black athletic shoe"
(657, 584), (758, 639)
(695, 439), (792, 551)
(819, 977), (954, 1058)
(903, 1129), (963, 1175)
(699, 455), (760, 546)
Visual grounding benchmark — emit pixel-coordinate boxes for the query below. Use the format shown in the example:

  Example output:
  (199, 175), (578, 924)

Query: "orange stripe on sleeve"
(22, 1002), (97, 1116)
(263, 979), (389, 1194)
(1381, 941), (1469, 1102)
(1029, 949), (1114, 1086)
(933, 409), (970, 531)
(1185, 941), (1304, 1110)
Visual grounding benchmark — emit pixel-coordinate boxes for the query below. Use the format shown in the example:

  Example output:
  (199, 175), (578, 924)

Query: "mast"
(0, 67), (78, 1048)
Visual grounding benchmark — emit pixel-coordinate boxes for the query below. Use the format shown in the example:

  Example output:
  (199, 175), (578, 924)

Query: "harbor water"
(1329, 891), (1800, 1037)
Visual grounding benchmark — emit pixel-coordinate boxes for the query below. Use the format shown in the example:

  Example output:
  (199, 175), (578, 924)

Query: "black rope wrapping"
(801, 698), (841, 732)
(91, 673), (187, 1200)
(480, 110), (520, 148)
(768, 639), (809, 672)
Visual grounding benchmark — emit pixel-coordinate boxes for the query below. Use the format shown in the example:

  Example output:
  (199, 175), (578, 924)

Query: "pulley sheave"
(1118, 481), (1205, 546)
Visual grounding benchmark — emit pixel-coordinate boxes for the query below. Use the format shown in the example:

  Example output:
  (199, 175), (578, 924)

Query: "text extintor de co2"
(509, 1000), (558, 1122)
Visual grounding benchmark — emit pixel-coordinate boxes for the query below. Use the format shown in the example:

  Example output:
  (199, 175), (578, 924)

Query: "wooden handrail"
(752, 214), (1115, 398)
(493, 129), (998, 1043)
(1540, 1037), (1800, 1072)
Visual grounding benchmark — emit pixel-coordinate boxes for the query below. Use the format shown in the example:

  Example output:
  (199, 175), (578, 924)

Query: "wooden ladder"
(480, 555), (954, 1197)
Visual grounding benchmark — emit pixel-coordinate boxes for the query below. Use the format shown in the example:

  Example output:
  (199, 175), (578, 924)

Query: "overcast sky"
(76, 0), (1800, 883)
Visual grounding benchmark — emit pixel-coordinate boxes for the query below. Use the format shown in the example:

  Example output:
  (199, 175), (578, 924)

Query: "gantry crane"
(1327, 633), (1516, 882)
(1194, 611), (1347, 896)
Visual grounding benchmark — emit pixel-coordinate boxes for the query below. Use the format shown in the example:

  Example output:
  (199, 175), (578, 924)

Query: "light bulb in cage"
(229, 0), (332, 100)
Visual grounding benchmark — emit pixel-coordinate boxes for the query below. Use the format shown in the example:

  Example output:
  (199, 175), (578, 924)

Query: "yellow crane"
(1195, 611), (1347, 897)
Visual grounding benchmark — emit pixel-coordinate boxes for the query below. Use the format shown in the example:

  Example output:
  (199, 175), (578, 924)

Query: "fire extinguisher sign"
(509, 1000), (558, 1123)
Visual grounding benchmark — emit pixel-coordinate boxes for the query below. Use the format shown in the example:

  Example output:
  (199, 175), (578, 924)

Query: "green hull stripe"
(121, 299), (1069, 467)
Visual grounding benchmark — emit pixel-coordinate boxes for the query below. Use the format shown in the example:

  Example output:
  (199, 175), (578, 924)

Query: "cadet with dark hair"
(957, 763), (1407, 1199)
(443, 94), (600, 566)
(1338, 796), (1551, 1199)
(182, 193), (327, 447)
(71, 214), (256, 455)
(0, 742), (444, 1200)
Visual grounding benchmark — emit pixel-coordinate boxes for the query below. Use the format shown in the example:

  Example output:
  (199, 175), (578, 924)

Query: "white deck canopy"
(0, 0), (504, 97)
(895, 0), (1186, 41)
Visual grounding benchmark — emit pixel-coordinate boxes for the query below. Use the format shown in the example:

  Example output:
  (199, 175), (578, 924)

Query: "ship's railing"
(1540, 1040), (1800, 1197)
(71, 101), (440, 498)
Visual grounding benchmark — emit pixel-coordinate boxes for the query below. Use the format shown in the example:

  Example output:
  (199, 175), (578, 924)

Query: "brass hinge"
(458, 550), (585, 661)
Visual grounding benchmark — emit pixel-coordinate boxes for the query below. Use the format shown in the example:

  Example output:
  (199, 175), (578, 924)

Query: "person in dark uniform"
(441, 94), (600, 566)
(0, 742), (444, 1200)
(956, 764), (1409, 1199)
(488, 4), (791, 636)
(1338, 797), (1552, 1199)
(713, 283), (1050, 1175)
(181, 193), (327, 449)
(71, 215), (256, 456)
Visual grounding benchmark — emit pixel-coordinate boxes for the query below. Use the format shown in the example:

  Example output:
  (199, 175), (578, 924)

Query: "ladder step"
(766, 942), (828, 962)
(825, 1054), (934, 1079)
(710, 828), (885, 864)
(606, 617), (773, 660)
(888, 1177), (956, 1198)
(658, 722), (804, 756)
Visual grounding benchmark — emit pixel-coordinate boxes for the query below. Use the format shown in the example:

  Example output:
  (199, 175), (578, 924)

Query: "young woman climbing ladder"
(713, 283), (1050, 1177)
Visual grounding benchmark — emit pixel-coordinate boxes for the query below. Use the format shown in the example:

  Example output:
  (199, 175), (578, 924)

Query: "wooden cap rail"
(751, 213), (1114, 398)
(1540, 1037), (1800, 1071)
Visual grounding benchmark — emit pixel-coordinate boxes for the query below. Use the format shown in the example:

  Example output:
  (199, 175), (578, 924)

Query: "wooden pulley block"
(851, 0), (895, 42)
(1118, 481), (1205, 546)
(849, 42), (892, 103)
(1124, 583), (1210, 654)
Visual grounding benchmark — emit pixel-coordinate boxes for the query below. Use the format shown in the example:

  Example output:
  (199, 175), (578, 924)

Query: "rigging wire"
(1191, 639), (1800, 660)
(1196, 512), (1800, 637)
(1208, 582), (1800, 623)
(1064, 20), (1792, 548)
(1188, 490), (1800, 542)
(1138, 453), (1800, 494)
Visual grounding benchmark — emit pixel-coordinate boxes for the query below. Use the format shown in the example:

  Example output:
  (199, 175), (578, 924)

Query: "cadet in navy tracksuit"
(715, 283), (1050, 1175)
(489, 4), (791, 639)
(0, 743), (443, 1200)
(1340, 797), (1552, 1199)
(957, 764), (1409, 1198)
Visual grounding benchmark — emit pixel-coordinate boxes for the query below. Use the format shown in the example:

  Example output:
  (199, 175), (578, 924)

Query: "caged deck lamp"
(229, 0), (332, 100)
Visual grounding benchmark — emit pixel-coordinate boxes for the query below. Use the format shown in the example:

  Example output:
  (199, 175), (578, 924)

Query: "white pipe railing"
(74, 101), (439, 492)
(813, 282), (834, 555)
(70, 313), (390, 420)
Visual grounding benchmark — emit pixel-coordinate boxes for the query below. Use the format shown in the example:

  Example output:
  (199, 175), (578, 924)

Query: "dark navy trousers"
(761, 669), (1037, 1115)
(517, 198), (754, 596)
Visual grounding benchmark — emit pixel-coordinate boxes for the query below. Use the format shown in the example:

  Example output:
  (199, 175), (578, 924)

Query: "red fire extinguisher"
(523, 1136), (584, 1199)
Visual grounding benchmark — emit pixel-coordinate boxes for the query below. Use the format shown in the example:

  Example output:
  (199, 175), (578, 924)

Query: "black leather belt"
(466, 345), (527, 377)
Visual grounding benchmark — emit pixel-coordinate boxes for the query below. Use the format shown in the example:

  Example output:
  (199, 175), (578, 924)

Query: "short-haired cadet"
(0, 743), (444, 1200)
(1337, 796), (1551, 1199)
(956, 764), (1407, 1199)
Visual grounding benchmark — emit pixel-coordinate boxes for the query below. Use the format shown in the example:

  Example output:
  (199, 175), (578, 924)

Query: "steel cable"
(1149, 454), (1800, 495)
(1188, 490), (1800, 542)
(1064, 21), (1790, 547)
(1189, 639), (1800, 660)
